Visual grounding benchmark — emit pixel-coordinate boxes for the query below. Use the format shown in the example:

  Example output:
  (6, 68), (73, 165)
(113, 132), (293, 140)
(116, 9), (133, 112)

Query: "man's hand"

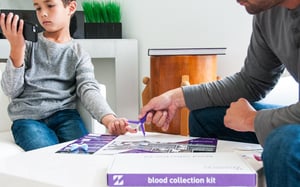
(139, 88), (186, 132)
(224, 98), (257, 132)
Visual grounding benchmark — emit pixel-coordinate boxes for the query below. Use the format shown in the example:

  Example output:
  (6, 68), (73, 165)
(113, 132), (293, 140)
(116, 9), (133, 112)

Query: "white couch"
(0, 64), (24, 159)
(0, 63), (106, 159)
(260, 75), (298, 105)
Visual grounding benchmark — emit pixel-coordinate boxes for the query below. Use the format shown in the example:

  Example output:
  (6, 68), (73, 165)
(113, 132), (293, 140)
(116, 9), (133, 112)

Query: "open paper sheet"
(56, 132), (217, 155)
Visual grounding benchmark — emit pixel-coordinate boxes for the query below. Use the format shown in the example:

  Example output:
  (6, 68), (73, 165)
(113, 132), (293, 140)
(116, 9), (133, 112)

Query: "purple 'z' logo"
(113, 175), (124, 186)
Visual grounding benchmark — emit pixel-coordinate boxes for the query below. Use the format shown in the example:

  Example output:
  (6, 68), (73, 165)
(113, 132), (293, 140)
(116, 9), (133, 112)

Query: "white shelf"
(0, 39), (139, 119)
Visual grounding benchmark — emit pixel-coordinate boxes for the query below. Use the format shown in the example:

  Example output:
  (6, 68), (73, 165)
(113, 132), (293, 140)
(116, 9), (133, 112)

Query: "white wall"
(120, 0), (252, 80)
(0, 0), (253, 106)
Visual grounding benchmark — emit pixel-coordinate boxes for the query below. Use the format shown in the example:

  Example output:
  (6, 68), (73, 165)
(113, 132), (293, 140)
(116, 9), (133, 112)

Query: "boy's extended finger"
(17, 19), (24, 34)
(126, 127), (137, 133)
(11, 14), (20, 33)
(0, 13), (6, 30)
(5, 13), (14, 31)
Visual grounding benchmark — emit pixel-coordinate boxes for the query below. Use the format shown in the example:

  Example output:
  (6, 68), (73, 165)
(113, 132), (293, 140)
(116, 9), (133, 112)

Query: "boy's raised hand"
(0, 12), (25, 68)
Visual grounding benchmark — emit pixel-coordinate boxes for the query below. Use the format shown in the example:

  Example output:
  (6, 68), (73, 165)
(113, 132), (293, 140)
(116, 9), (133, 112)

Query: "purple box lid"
(107, 173), (256, 186)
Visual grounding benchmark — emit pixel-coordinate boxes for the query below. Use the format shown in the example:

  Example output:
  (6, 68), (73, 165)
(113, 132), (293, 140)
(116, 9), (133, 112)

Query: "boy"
(0, 0), (135, 151)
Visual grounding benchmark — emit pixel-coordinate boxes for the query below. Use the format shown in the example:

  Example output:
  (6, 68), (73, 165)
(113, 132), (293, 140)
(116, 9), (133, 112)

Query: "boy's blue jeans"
(189, 102), (300, 187)
(12, 109), (88, 151)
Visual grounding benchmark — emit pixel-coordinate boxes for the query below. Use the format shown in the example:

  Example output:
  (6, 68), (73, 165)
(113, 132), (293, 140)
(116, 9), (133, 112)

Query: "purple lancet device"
(127, 112), (148, 136)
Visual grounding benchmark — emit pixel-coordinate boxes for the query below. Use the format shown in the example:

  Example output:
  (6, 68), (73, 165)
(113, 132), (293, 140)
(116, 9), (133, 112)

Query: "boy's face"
(33, 0), (76, 33)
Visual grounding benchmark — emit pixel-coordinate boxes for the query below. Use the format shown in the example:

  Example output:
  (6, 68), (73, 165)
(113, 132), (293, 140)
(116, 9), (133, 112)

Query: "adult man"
(140, 0), (300, 186)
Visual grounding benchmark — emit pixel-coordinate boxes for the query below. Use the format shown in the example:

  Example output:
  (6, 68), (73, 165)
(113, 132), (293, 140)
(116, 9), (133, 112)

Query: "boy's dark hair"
(62, 0), (76, 7)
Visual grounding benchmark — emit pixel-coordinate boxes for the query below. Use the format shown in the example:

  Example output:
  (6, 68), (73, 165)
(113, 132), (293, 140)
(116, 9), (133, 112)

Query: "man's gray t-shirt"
(183, 5), (300, 146)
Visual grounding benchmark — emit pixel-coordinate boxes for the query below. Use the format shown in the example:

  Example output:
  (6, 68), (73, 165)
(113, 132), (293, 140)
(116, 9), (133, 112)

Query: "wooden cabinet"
(142, 55), (220, 136)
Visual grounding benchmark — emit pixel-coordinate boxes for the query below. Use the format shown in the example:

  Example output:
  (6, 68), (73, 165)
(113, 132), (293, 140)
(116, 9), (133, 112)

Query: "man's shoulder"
(254, 5), (290, 27)
(256, 6), (289, 20)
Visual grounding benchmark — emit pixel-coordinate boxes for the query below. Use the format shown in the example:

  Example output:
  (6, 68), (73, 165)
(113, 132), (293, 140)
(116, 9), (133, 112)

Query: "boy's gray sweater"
(1, 33), (115, 122)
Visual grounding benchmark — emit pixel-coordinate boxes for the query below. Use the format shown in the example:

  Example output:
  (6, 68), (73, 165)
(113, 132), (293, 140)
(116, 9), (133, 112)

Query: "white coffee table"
(0, 132), (265, 187)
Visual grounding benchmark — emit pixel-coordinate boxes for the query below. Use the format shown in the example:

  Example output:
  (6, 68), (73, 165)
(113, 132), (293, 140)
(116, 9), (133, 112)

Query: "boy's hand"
(107, 117), (137, 135)
(0, 12), (25, 67)
(102, 115), (137, 135)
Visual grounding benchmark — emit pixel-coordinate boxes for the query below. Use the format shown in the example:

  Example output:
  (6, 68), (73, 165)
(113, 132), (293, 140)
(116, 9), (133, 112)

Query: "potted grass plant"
(82, 0), (122, 38)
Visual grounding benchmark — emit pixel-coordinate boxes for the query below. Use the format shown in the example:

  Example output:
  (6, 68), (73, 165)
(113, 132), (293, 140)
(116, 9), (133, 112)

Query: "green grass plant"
(82, 0), (121, 23)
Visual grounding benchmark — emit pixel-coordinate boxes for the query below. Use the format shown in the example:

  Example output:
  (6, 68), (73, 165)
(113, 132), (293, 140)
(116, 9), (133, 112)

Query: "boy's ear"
(68, 1), (77, 16)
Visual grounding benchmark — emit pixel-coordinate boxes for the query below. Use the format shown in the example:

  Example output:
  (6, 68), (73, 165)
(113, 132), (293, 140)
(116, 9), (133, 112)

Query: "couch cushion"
(0, 131), (24, 159)
(261, 76), (298, 105)
(0, 63), (12, 132)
